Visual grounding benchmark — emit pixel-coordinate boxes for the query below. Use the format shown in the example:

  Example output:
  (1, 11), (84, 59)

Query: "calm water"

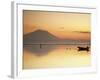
(23, 44), (91, 69)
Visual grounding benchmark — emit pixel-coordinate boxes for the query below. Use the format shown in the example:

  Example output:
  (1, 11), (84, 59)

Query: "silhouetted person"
(40, 44), (42, 48)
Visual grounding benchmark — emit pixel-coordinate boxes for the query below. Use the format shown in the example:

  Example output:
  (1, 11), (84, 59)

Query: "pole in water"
(40, 44), (42, 48)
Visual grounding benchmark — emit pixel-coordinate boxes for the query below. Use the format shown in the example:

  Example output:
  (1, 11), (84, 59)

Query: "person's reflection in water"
(24, 44), (58, 56)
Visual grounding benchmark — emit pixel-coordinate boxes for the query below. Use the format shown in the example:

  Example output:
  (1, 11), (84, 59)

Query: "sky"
(23, 10), (91, 41)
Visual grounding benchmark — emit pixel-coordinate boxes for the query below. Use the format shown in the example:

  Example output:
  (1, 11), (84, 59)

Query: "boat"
(77, 46), (89, 51)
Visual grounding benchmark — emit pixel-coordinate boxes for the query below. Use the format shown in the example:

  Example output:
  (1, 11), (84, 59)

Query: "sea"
(23, 44), (91, 69)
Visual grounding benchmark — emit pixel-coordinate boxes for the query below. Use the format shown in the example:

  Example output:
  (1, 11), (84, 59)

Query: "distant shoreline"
(24, 43), (90, 45)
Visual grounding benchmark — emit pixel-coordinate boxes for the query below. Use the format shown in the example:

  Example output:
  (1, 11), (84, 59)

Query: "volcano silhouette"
(24, 29), (90, 45)
(24, 29), (60, 44)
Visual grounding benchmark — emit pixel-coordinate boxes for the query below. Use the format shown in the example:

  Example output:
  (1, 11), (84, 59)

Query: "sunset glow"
(23, 10), (90, 40)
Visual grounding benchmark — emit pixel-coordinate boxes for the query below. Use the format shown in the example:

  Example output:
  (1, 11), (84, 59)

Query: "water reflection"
(24, 44), (58, 56)
(23, 44), (91, 69)
(24, 44), (90, 56)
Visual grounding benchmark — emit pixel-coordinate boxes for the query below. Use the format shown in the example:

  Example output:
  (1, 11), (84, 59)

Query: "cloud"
(73, 31), (90, 33)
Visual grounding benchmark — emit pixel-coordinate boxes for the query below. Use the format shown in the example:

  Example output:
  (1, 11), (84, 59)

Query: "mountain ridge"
(24, 29), (90, 44)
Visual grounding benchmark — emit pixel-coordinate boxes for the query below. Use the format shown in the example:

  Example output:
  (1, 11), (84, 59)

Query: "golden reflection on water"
(23, 45), (91, 69)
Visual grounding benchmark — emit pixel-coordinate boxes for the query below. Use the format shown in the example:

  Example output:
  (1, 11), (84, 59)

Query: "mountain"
(24, 29), (60, 44)
(24, 29), (90, 44)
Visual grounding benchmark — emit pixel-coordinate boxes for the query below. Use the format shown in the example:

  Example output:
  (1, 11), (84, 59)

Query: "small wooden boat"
(77, 46), (89, 51)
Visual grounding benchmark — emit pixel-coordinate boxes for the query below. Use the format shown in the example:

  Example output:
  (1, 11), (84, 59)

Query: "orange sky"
(23, 10), (91, 40)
